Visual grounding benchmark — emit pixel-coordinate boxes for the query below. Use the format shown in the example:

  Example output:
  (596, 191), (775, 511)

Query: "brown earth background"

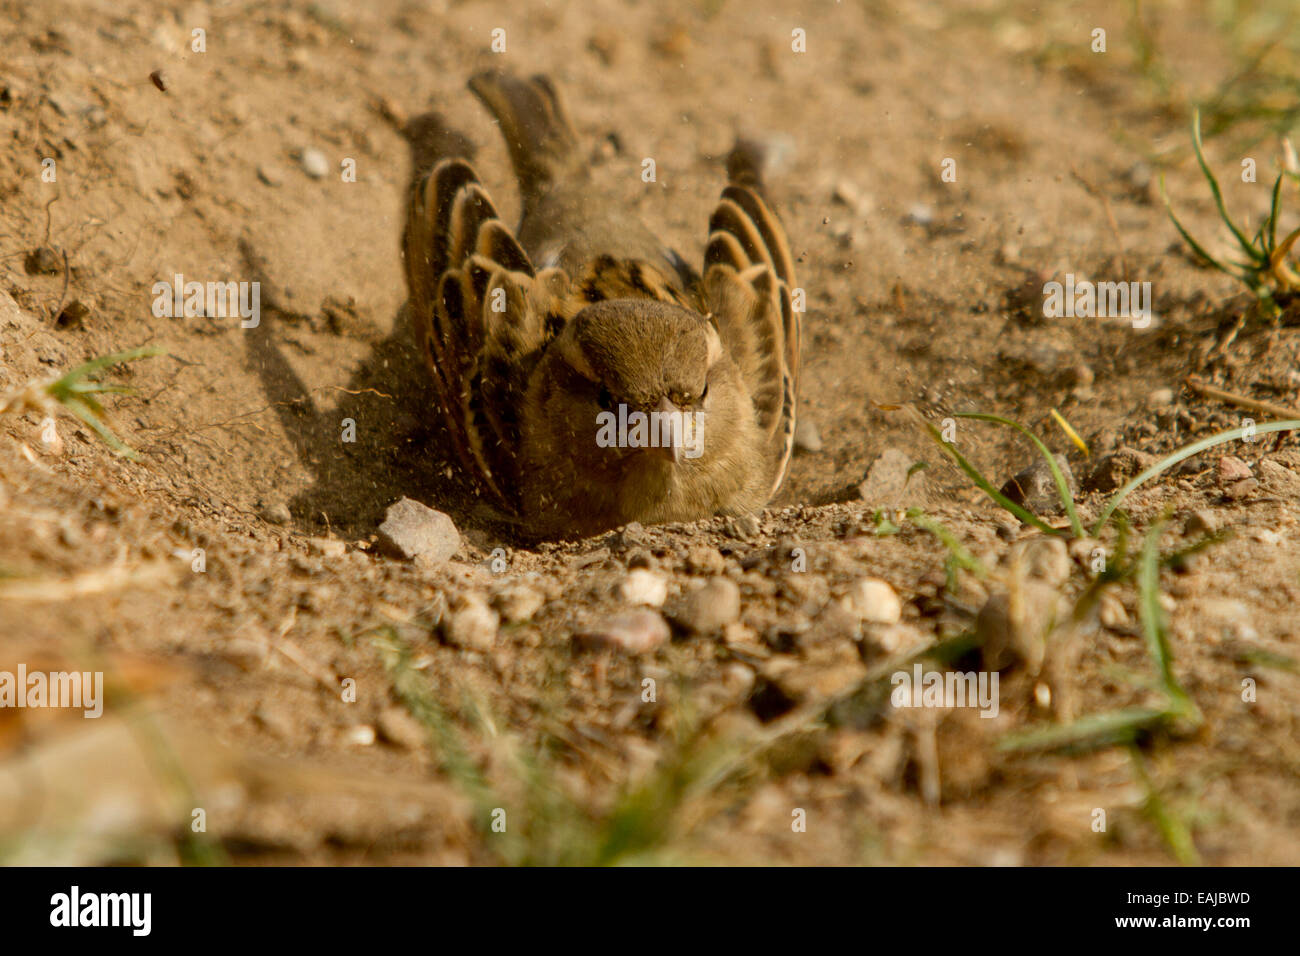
(0, 0), (1298, 864)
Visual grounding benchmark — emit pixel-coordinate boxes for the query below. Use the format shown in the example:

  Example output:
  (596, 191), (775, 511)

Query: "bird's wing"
(701, 183), (800, 498)
(404, 157), (570, 512)
(566, 253), (701, 311)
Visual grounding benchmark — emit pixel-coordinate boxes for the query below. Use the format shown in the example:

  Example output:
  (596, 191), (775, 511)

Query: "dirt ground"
(1, 0), (1298, 865)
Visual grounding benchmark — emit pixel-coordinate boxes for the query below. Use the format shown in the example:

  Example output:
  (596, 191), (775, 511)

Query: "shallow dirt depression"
(0, 1), (1297, 866)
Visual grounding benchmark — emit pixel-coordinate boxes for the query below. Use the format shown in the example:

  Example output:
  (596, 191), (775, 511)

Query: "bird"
(402, 71), (800, 539)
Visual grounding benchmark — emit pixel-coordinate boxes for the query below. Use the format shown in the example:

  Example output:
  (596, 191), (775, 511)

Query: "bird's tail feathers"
(469, 71), (583, 203)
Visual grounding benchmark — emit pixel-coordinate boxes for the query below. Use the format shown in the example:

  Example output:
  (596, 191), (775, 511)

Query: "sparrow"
(402, 71), (800, 538)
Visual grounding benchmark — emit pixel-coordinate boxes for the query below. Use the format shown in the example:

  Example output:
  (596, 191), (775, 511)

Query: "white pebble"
(619, 569), (668, 607)
(842, 577), (902, 624)
(346, 724), (376, 746)
(444, 594), (499, 651)
(578, 609), (670, 655)
(300, 148), (329, 179)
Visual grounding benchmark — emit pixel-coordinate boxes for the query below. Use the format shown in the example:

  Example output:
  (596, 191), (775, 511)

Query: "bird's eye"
(597, 386), (616, 411)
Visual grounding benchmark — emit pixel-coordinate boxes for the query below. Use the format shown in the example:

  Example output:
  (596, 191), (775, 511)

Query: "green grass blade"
(38, 345), (164, 460)
(69, 382), (135, 396)
(1112, 511), (1131, 576)
(1191, 109), (1265, 263)
(1267, 174), (1283, 255)
(64, 397), (139, 460)
(1130, 748), (1201, 866)
(955, 412), (1084, 537)
(1135, 519), (1203, 732)
(921, 422), (1059, 534)
(998, 706), (1171, 753)
(45, 345), (165, 398)
(1136, 518), (1179, 695)
(1160, 175), (1256, 282)
(906, 508), (987, 577)
(872, 509), (900, 536)
(369, 629), (500, 823)
(1092, 419), (1300, 534)
(1237, 647), (1298, 672)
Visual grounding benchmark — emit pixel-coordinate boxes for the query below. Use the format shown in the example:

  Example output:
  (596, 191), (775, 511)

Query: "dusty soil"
(1, 0), (1298, 865)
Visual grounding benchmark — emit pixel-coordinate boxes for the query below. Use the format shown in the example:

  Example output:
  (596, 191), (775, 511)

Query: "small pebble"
(1147, 387), (1175, 408)
(841, 577), (902, 624)
(259, 500), (292, 525)
(619, 568), (668, 607)
(1217, 456), (1252, 483)
(1012, 537), (1070, 586)
(491, 582), (545, 623)
(864, 621), (924, 655)
(684, 545), (726, 575)
(253, 702), (296, 739)
(377, 707), (426, 750)
(624, 548), (654, 569)
(24, 247), (61, 276)
(723, 662), (757, 695)
(1183, 509), (1218, 535)
(1098, 593), (1129, 629)
(669, 578), (742, 634)
(976, 582), (1061, 673)
(858, 447), (925, 507)
(1125, 161), (1153, 191)
(905, 202), (934, 226)
(345, 724), (376, 746)
(610, 521), (651, 551)
(308, 536), (346, 559)
(1000, 455), (1076, 515)
(1223, 478), (1259, 500)
(724, 513), (762, 540)
(443, 593), (499, 651)
(832, 179), (862, 210)
(377, 497), (460, 566)
(257, 165), (284, 187)
(1257, 459), (1300, 495)
(1084, 447), (1157, 493)
(577, 609), (669, 654)
(793, 417), (823, 454)
(300, 147), (329, 179)
(1033, 683), (1052, 709)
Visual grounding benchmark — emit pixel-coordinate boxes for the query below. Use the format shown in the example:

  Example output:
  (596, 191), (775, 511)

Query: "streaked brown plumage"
(402, 71), (799, 538)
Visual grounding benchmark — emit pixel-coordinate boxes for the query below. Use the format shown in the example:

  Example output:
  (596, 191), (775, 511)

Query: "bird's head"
(536, 299), (744, 472)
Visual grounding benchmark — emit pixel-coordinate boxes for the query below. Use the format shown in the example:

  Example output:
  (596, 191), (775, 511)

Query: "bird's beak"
(653, 396), (684, 465)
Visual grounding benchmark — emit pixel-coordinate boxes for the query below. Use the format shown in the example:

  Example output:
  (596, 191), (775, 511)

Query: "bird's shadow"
(242, 302), (493, 542)
(241, 111), (531, 548)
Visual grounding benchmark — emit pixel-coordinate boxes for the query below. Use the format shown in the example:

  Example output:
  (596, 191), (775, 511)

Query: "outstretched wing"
(404, 157), (564, 511)
(701, 180), (800, 499)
